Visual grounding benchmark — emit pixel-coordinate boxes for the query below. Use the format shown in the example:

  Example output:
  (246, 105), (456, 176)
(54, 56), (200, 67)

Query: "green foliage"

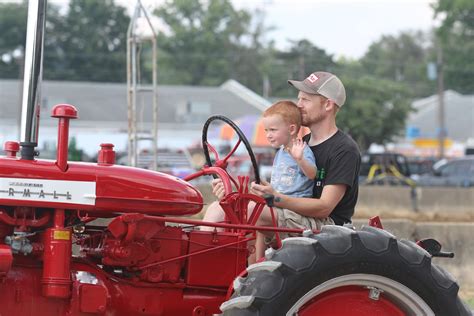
(337, 75), (412, 150)
(441, 33), (474, 93)
(68, 137), (84, 161)
(49, 0), (130, 82)
(0, 0), (129, 82)
(0, 2), (28, 78)
(154, 0), (259, 86)
(432, 0), (474, 94)
(360, 31), (435, 97)
(432, 0), (474, 36)
(266, 40), (336, 97)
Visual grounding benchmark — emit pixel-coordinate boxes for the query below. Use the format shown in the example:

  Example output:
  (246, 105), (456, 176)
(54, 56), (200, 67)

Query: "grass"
(354, 207), (474, 223)
(460, 288), (474, 309)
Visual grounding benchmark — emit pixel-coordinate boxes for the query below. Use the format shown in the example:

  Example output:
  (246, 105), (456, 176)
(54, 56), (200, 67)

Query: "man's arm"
(251, 181), (346, 219)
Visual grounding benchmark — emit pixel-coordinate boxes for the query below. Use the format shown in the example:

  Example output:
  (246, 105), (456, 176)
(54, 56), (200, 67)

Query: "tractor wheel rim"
(286, 273), (434, 316)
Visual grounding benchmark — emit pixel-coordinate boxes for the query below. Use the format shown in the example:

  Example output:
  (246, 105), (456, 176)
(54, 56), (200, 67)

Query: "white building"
(406, 90), (474, 142)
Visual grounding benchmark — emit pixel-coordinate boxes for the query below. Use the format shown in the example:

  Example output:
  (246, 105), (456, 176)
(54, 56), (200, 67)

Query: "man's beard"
(302, 113), (323, 126)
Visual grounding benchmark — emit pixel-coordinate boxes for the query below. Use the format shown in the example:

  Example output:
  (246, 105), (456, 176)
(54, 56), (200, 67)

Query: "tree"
(433, 0), (474, 35)
(0, 0), (130, 82)
(54, 0), (130, 82)
(154, 0), (266, 88)
(68, 136), (84, 161)
(360, 31), (435, 98)
(266, 39), (336, 97)
(432, 0), (474, 93)
(0, 2), (27, 79)
(337, 74), (412, 150)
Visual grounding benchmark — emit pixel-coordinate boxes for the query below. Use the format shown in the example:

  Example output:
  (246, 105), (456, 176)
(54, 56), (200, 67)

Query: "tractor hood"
(0, 157), (203, 216)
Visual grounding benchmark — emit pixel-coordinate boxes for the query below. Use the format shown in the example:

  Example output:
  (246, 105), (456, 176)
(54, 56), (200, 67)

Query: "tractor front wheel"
(221, 225), (470, 316)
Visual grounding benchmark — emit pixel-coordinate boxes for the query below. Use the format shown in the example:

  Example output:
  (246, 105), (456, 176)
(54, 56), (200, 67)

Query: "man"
(204, 71), (360, 234)
(251, 71), (361, 226)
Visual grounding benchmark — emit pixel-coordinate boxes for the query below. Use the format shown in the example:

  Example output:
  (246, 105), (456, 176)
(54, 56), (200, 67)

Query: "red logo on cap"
(307, 74), (319, 83)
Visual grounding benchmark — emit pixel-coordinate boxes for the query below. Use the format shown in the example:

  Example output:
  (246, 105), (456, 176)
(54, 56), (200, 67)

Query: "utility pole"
(262, 74), (270, 99)
(298, 55), (305, 79)
(436, 42), (445, 159)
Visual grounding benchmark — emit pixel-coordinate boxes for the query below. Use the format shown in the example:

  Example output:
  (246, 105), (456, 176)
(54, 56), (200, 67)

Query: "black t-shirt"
(303, 130), (361, 225)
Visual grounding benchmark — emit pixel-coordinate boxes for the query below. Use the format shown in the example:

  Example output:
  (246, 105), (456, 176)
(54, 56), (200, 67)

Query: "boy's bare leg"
(255, 231), (266, 261)
(201, 201), (225, 231)
(201, 200), (278, 265)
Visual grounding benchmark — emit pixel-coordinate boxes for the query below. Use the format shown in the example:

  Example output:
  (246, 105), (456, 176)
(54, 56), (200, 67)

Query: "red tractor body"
(0, 107), (469, 316)
(0, 0), (469, 315)
(0, 107), (250, 315)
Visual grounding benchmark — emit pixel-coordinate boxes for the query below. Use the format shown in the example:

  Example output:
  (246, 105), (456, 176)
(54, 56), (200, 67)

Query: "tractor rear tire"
(220, 225), (471, 316)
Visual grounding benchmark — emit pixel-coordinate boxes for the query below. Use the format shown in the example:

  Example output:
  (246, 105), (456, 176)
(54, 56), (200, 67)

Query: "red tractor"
(0, 1), (470, 315)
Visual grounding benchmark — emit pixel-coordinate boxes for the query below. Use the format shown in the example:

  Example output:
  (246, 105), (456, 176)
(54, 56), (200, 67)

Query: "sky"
(38, 0), (439, 59)
(5, 0), (439, 59)
(115, 0), (439, 59)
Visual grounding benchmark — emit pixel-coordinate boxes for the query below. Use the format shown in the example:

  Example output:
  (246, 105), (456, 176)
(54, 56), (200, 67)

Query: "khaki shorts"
(265, 208), (335, 244)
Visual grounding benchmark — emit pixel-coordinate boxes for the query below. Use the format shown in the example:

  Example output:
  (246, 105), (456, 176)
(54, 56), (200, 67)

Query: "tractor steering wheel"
(202, 115), (261, 185)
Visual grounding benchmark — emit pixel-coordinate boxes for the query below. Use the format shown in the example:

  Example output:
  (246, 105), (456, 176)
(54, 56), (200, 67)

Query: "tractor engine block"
(82, 213), (187, 283)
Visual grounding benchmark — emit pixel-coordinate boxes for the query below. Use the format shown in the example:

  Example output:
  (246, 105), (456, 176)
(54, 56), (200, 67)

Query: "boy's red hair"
(263, 100), (301, 130)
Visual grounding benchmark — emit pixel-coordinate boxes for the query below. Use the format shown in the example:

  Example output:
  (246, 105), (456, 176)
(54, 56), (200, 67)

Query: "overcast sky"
(42, 0), (439, 59)
(238, 0), (438, 59)
(117, 0), (438, 59)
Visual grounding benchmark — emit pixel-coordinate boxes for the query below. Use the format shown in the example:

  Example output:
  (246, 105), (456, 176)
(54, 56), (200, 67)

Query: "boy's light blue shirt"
(270, 145), (315, 198)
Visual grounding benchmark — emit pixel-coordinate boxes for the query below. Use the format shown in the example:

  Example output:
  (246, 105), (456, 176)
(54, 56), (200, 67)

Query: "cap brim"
(288, 80), (317, 95)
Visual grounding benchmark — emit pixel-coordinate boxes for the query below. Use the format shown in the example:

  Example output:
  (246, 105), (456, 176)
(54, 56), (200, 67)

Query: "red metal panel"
(0, 244), (12, 278)
(0, 262), (227, 315)
(0, 157), (203, 216)
(79, 284), (108, 314)
(0, 265), (68, 315)
(185, 231), (247, 288)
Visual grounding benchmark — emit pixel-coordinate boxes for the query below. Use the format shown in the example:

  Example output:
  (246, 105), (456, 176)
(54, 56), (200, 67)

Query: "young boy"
(263, 100), (316, 196)
(254, 100), (318, 259)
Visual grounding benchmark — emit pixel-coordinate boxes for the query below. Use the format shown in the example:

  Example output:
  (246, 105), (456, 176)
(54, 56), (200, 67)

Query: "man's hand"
(250, 180), (276, 197)
(211, 178), (226, 200)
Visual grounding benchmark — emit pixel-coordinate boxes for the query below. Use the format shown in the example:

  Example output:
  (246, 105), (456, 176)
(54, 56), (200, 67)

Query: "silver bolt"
(367, 286), (383, 300)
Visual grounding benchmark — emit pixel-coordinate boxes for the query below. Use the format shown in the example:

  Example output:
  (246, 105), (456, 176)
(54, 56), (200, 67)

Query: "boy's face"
(262, 114), (295, 148)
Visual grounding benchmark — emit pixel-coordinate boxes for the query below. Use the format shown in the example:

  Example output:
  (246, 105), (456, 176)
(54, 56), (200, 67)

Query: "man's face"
(296, 91), (328, 126)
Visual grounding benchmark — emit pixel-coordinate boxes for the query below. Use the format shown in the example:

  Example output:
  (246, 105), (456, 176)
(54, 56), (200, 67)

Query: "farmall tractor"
(0, 1), (471, 315)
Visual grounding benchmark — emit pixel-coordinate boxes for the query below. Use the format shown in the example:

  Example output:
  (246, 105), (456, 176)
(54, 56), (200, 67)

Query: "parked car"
(416, 157), (474, 187)
(406, 157), (437, 181)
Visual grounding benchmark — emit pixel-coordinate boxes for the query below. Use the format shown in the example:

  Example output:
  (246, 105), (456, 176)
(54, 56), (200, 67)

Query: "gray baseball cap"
(288, 71), (346, 107)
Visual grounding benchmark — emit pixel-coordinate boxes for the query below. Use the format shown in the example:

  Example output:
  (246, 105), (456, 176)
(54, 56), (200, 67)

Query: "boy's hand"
(288, 138), (305, 162)
(211, 178), (225, 200)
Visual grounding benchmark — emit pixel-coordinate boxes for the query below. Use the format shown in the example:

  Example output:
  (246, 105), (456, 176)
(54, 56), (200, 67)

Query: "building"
(398, 90), (474, 157)
(406, 90), (473, 142)
(0, 79), (270, 157)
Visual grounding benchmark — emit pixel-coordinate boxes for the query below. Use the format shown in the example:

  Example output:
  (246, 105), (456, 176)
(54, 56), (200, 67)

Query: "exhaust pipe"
(20, 0), (47, 160)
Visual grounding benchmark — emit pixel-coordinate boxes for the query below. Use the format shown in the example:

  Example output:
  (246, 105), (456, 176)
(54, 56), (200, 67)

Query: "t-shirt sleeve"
(325, 150), (359, 188)
(303, 144), (316, 165)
